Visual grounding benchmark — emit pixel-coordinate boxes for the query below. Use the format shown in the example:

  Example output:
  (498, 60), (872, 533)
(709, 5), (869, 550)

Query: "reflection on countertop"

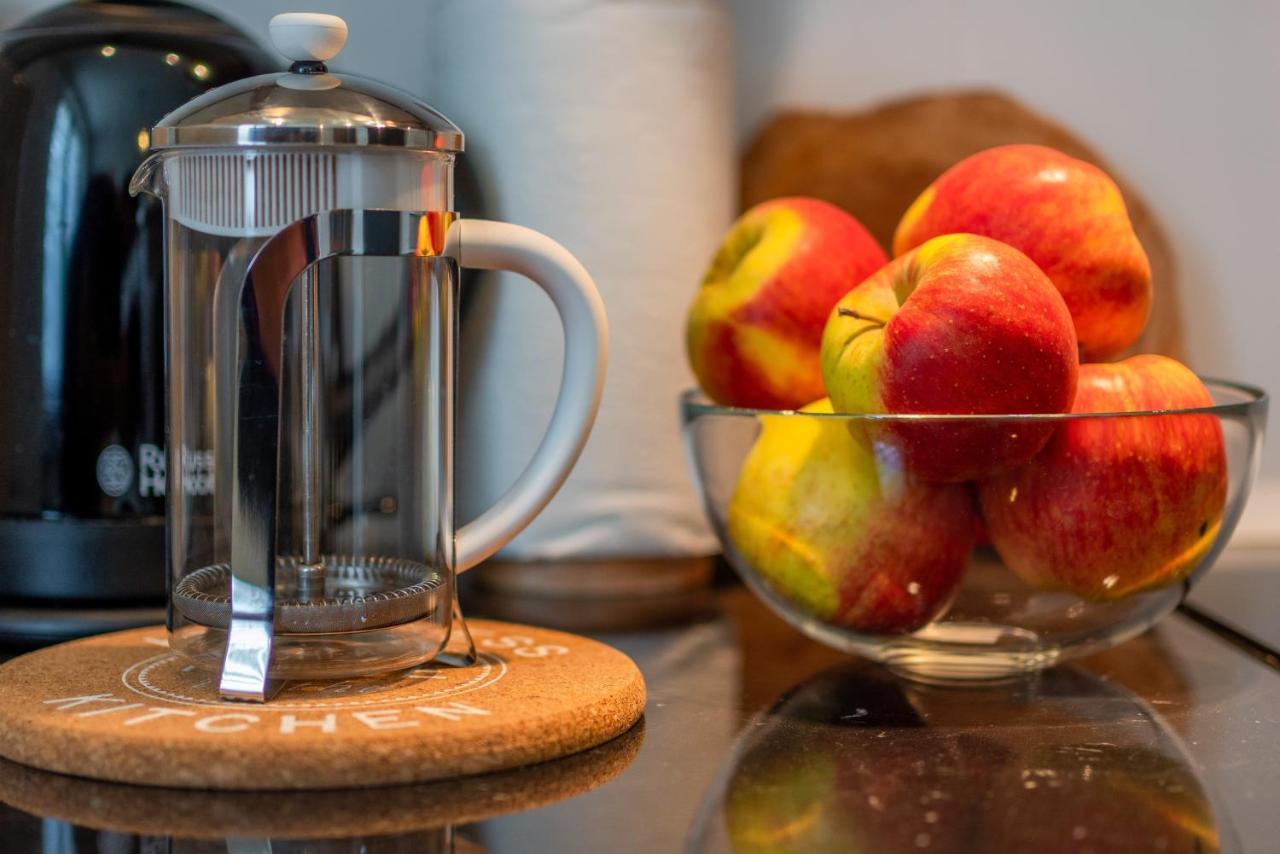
(690, 657), (1218, 852)
(1, 579), (1278, 852)
(0, 718), (643, 843)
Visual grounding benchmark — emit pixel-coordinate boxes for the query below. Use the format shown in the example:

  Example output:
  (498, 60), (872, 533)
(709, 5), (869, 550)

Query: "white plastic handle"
(448, 219), (609, 572)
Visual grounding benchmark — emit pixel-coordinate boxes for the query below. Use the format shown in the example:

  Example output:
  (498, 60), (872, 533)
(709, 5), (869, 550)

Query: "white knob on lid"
(269, 12), (348, 63)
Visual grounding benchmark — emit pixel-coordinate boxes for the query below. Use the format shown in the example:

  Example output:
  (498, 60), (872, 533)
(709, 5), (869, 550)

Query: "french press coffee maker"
(130, 13), (607, 702)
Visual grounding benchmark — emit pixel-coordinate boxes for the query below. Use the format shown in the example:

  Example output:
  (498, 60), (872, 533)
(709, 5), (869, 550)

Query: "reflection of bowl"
(688, 661), (1222, 853)
(681, 380), (1267, 682)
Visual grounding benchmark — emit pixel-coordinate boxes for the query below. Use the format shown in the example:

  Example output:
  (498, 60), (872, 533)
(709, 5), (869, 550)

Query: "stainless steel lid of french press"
(135, 13), (462, 238)
(149, 12), (463, 152)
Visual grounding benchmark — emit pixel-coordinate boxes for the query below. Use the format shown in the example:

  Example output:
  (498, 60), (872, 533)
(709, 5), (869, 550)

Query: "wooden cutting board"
(741, 89), (1182, 359)
(0, 620), (645, 790)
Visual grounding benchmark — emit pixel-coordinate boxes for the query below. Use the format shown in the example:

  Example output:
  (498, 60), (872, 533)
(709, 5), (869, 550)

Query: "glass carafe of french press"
(130, 13), (607, 702)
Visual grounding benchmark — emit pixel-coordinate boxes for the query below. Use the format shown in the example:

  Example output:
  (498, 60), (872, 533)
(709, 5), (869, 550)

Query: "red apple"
(728, 398), (975, 635)
(894, 144), (1152, 360)
(978, 355), (1227, 600)
(820, 233), (1078, 482)
(687, 197), (887, 409)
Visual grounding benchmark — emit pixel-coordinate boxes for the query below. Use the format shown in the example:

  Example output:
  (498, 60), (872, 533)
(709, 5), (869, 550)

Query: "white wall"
(188, 1), (432, 89)
(5, 0), (1274, 537)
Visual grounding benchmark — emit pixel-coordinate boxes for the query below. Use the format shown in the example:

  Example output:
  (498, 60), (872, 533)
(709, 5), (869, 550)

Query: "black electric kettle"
(0, 1), (272, 643)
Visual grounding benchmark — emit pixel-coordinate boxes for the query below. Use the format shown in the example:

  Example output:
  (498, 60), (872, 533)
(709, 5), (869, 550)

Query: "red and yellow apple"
(893, 144), (1152, 361)
(687, 197), (887, 409)
(820, 233), (1078, 482)
(727, 398), (975, 634)
(978, 355), (1227, 600)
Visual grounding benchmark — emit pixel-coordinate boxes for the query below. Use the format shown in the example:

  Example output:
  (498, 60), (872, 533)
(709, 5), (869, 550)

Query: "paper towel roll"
(429, 0), (733, 559)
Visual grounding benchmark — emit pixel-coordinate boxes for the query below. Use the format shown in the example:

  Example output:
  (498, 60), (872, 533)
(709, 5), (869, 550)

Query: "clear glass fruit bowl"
(680, 380), (1267, 683)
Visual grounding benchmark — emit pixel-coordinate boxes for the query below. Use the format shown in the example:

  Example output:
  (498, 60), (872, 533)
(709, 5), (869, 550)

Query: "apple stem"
(838, 307), (888, 328)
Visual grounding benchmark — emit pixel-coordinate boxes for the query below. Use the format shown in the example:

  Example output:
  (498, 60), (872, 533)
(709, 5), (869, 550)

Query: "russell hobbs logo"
(97, 444), (214, 498)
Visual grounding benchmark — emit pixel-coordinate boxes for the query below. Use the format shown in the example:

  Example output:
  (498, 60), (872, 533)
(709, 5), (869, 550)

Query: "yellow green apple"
(820, 233), (1078, 482)
(978, 355), (1227, 600)
(894, 144), (1152, 360)
(727, 398), (974, 634)
(687, 197), (887, 410)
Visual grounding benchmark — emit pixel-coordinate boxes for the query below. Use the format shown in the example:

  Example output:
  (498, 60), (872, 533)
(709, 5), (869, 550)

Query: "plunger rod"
(298, 268), (324, 601)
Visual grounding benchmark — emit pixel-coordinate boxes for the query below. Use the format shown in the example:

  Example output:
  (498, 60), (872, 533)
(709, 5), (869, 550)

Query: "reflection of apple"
(894, 144), (1152, 360)
(727, 398), (974, 634)
(724, 727), (1009, 854)
(820, 233), (1078, 482)
(723, 736), (844, 852)
(687, 197), (887, 409)
(711, 660), (1218, 854)
(713, 662), (1220, 854)
(979, 355), (1227, 600)
(980, 743), (1220, 852)
(721, 666), (1012, 854)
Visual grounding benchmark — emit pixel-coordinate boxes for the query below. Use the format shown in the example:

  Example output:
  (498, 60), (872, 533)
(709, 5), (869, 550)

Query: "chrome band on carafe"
(222, 208), (455, 701)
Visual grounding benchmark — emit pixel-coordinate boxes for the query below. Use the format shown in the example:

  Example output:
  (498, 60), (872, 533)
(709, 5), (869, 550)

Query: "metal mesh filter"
(173, 555), (444, 633)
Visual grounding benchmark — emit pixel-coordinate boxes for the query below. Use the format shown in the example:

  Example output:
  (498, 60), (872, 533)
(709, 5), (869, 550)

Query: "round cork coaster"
(0, 620), (646, 790)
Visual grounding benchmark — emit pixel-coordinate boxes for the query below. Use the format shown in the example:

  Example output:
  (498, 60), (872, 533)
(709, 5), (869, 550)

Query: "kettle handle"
(449, 219), (609, 573)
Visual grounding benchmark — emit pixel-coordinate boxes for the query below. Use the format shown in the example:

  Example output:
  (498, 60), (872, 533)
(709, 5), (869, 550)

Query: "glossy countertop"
(1186, 547), (1280, 658)
(1, 558), (1279, 853)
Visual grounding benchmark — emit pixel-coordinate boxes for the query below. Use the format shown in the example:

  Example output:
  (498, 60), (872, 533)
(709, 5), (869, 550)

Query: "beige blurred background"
(4, 0), (1273, 544)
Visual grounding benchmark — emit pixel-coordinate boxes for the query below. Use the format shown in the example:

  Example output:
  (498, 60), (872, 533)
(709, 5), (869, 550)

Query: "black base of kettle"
(0, 518), (165, 645)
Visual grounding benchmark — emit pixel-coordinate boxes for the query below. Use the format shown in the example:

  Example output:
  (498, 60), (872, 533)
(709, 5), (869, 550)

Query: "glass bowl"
(680, 380), (1267, 683)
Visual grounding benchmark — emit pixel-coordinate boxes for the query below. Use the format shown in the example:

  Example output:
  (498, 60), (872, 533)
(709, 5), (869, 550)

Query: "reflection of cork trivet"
(0, 620), (645, 790)
(0, 722), (642, 839)
(742, 90), (1182, 358)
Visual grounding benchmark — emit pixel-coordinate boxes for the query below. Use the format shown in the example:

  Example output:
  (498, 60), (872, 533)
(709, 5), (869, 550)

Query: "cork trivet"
(0, 620), (646, 790)
(0, 721), (642, 838)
